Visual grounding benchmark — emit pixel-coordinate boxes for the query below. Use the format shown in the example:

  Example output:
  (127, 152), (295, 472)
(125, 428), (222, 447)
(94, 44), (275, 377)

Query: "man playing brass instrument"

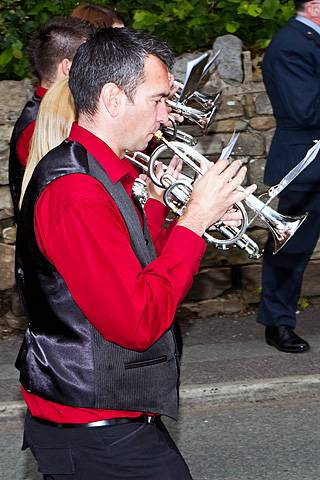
(16, 27), (255, 479)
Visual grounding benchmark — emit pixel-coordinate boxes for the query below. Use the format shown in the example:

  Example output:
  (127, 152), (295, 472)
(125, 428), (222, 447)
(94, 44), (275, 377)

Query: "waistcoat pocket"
(124, 355), (167, 369)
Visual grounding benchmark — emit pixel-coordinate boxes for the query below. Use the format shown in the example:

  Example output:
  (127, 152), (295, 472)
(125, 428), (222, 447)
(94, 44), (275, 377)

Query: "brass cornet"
(172, 84), (221, 112)
(168, 50), (221, 132)
(150, 131), (307, 255)
(166, 99), (217, 133)
(125, 144), (262, 259)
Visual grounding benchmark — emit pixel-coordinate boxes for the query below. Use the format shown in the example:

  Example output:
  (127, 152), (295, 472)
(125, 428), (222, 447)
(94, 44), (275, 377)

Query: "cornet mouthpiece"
(154, 130), (163, 141)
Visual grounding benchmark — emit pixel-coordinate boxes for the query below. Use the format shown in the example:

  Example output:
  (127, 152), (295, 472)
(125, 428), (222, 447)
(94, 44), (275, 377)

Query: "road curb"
(0, 400), (25, 419)
(180, 374), (320, 405)
(1, 375), (320, 418)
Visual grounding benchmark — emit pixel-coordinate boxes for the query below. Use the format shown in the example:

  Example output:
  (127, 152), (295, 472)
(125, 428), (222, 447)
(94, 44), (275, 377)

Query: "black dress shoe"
(265, 326), (310, 353)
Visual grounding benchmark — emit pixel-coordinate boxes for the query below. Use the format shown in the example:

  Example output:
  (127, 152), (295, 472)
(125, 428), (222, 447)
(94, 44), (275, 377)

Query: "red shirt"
(16, 86), (47, 166)
(22, 123), (206, 422)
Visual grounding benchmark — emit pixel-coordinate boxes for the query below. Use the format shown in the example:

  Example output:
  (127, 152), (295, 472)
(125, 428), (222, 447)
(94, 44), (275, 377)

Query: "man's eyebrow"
(151, 91), (170, 98)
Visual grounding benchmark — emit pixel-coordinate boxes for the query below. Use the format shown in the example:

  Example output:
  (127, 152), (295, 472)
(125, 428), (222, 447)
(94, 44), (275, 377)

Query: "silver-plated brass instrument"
(161, 122), (197, 146)
(125, 145), (262, 259)
(150, 131), (307, 255)
(166, 99), (217, 133)
(173, 86), (221, 112)
(167, 52), (221, 133)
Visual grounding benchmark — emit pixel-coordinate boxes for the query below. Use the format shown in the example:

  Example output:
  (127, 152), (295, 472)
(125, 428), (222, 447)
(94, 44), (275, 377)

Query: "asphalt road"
(2, 394), (320, 480)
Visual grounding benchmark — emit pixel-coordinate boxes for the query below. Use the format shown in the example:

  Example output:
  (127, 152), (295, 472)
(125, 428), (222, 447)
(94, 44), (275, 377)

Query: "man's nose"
(157, 100), (169, 124)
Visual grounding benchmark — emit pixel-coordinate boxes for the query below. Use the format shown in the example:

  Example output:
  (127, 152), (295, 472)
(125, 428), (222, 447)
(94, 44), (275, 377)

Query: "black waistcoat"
(9, 91), (42, 221)
(15, 140), (180, 419)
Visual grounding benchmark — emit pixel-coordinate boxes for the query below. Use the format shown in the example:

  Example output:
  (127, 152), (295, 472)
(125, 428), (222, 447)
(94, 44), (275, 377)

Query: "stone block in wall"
(0, 149), (9, 185)
(197, 293), (246, 316)
(247, 157), (267, 193)
(311, 239), (320, 260)
(0, 289), (11, 317)
(201, 244), (248, 268)
(196, 132), (257, 158)
(242, 51), (253, 83)
(243, 94), (256, 118)
(249, 116), (276, 131)
(211, 118), (247, 133)
(302, 260), (320, 297)
(241, 263), (262, 304)
(0, 186), (13, 220)
(0, 79), (33, 123)
(241, 263), (262, 290)
(2, 225), (16, 244)
(224, 82), (265, 97)
(0, 124), (13, 152)
(241, 258), (320, 303)
(232, 132), (265, 156)
(255, 92), (273, 115)
(0, 243), (15, 290)
(196, 133), (228, 156)
(213, 35), (243, 84)
(185, 267), (232, 301)
(176, 302), (200, 320)
(215, 95), (244, 120)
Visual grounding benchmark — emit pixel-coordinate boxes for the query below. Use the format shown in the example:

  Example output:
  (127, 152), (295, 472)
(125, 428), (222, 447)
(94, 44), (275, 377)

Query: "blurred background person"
(9, 17), (92, 220)
(257, 0), (320, 353)
(71, 3), (124, 28)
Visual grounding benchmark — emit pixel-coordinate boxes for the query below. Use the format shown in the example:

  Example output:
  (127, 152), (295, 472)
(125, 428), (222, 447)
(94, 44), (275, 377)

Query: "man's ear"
(308, 2), (320, 18)
(100, 83), (124, 117)
(60, 58), (72, 77)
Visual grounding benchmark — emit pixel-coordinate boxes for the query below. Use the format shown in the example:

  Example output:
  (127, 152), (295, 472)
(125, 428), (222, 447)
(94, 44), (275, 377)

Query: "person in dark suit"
(257, 0), (320, 352)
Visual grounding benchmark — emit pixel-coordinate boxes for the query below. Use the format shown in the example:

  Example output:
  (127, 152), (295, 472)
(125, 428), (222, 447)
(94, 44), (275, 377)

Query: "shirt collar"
(68, 122), (137, 184)
(35, 86), (48, 98)
(296, 15), (320, 35)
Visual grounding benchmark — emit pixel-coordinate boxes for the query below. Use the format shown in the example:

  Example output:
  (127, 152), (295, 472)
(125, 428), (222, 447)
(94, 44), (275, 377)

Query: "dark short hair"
(294, 0), (308, 10)
(69, 27), (175, 116)
(71, 3), (124, 28)
(29, 17), (94, 84)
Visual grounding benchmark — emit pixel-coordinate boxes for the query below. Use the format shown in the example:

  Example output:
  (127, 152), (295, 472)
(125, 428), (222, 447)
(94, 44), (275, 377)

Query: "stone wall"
(1, 35), (320, 327)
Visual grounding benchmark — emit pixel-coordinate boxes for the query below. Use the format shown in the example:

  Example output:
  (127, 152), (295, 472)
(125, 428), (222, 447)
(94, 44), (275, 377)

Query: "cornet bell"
(261, 209), (308, 254)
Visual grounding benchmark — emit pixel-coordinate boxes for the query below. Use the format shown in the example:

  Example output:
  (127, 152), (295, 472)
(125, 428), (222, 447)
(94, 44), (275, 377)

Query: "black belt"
(31, 414), (159, 429)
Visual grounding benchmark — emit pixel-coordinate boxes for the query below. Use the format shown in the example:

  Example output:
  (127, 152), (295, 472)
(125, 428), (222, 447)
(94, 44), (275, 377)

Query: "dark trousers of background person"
(257, 189), (320, 329)
(22, 410), (193, 480)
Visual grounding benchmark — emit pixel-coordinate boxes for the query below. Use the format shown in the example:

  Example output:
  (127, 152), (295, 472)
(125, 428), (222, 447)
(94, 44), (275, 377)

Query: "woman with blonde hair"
(20, 77), (76, 207)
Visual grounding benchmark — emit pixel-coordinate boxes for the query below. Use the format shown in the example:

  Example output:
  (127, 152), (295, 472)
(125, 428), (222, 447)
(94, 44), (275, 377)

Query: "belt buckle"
(145, 415), (156, 424)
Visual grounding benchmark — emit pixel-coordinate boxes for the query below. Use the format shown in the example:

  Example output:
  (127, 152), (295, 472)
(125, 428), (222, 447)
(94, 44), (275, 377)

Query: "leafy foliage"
(0, 0), (295, 80)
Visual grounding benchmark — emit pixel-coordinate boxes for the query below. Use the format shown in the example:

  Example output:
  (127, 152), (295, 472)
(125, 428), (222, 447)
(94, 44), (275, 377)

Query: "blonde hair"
(20, 77), (76, 207)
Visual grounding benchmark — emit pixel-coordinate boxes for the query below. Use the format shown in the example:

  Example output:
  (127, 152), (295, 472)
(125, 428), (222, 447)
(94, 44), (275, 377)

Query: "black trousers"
(23, 411), (193, 479)
(257, 189), (320, 328)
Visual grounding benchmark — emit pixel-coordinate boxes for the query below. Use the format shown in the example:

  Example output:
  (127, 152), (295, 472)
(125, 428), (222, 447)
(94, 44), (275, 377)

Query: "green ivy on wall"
(0, 0), (295, 80)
